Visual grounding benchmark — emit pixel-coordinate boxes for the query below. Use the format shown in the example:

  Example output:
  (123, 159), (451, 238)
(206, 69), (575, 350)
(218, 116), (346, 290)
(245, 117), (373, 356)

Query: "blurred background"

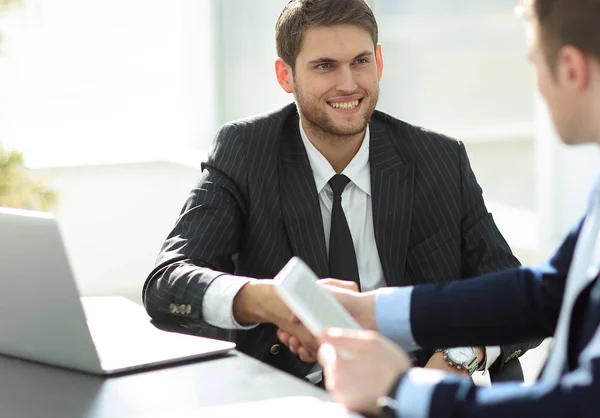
(1, 0), (598, 381)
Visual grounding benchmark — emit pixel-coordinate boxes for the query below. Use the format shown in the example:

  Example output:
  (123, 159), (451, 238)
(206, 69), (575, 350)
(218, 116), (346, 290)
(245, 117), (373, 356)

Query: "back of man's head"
(275, 0), (378, 70)
(521, 0), (600, 68)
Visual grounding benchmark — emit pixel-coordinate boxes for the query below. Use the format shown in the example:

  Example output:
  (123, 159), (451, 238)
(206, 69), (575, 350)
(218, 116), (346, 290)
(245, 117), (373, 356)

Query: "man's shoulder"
(217, 103), (298, 138)
(207, 103), (297, 165)
(371, 110), (461, 150)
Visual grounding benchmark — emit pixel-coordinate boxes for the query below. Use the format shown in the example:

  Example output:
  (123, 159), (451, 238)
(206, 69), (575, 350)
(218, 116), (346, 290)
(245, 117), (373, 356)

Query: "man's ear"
(557, 45), (590, 91)
(375, 44), (384, 81)
(275, 58), (294, 93)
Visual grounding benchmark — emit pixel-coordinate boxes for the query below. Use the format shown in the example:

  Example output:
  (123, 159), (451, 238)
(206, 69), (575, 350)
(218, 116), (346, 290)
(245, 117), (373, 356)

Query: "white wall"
(37, 161), (203, 304)
(216, 0), (291, 123)
(0, 0), (217, 165)
(374, 1), (534, 142)
(535, 98), (600, 253)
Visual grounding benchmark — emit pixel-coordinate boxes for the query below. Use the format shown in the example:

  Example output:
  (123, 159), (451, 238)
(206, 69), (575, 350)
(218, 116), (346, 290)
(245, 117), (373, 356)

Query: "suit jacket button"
(179, 304), (186, 314)
(270, 344), (281, 355)
(169, 303), (177, 313)
(185, 305), (191, 315)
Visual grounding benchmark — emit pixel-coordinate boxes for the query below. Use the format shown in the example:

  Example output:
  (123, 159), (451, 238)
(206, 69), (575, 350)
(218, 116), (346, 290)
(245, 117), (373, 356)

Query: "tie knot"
(329, 174), (351, 197)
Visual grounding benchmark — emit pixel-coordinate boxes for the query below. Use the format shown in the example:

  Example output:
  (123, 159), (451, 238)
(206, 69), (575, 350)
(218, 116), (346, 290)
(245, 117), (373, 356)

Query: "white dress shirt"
(201, 121), (385, 329)
(299, 122), (386, 292)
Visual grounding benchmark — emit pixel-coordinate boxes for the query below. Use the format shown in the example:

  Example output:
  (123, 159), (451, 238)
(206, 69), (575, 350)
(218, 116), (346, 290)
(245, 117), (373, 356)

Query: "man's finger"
(318, 328), (377, 351)
(298, 346), (317, 363)
(288, 335), (300, 351)
(319, 279), (359, 292)
(277, 329), (290, 345)
(318, 342), (339, 366)
(297, 336), (319, 354)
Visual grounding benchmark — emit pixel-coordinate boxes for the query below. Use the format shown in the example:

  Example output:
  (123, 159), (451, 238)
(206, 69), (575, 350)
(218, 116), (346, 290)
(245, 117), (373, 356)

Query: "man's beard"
(294, 88), (378, 140)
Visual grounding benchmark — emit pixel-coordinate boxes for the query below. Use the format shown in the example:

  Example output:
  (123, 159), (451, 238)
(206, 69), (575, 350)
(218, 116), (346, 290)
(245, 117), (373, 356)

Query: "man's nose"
(335, 66), (358, 93)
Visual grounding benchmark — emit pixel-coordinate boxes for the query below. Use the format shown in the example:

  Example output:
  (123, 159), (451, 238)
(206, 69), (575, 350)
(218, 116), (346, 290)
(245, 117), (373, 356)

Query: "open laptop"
(0, 207), (235, 375)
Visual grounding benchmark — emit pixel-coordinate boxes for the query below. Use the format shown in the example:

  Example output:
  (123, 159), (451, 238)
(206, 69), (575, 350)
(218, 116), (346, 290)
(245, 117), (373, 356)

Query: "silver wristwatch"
(437, 347), (480, 376)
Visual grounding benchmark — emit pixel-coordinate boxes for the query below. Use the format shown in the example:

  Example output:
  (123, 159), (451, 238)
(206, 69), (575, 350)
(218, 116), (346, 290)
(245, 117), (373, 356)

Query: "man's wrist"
(356, 291), (378, 330)
(435, 347), (480, 376)
(232, 280), (273, 324)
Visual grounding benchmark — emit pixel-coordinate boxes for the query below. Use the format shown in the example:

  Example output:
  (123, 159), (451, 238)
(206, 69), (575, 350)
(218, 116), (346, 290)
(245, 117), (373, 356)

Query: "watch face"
(447, 347), (476, 364)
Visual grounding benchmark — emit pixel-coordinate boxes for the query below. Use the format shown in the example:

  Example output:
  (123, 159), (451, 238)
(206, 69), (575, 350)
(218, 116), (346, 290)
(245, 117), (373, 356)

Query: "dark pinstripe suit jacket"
(142, 103), (540, 380)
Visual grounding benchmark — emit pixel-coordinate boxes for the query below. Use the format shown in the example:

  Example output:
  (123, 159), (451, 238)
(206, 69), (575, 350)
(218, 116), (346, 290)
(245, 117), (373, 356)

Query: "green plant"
(0, 0), (19, 13)
(0, 146), (57, 211)
(0, 0), (21, 47)
(0, 0), (57, 212)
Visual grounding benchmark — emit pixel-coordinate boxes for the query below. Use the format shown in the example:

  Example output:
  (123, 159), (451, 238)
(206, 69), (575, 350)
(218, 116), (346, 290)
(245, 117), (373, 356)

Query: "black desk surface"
(0, 297), (334, 418)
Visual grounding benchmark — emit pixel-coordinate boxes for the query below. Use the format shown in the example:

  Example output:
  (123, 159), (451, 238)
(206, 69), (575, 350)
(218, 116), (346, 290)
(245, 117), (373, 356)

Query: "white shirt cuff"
(484, 346), (501, 370)
(375, 287), (420, 352)
(395, 368), (456, 418)
(202, 275), (260, 330)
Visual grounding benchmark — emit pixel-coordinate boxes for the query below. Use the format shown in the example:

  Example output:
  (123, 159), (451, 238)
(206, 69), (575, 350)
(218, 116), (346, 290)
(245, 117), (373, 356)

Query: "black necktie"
(328, 174), (361, 290)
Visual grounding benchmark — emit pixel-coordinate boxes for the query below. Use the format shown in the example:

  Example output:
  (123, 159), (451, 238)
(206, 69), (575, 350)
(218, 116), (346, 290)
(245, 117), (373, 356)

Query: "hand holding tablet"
(273, 257), (362, 337)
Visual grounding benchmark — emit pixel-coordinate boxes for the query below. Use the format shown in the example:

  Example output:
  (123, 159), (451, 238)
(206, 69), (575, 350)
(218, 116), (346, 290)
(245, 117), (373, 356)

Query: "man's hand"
(318, 328), (411, 416)
(318, 278), (360, 292)
(277, 278), (377, 362)
(425, 348), (485, 376)
(233, 280), (318, 360)
(318, 279), (378, 330)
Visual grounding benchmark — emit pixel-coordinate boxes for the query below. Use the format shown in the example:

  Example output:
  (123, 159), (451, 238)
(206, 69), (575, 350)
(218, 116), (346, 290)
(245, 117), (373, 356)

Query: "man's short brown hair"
(275, 0), (378, 70)
(520, 0), (600, 67)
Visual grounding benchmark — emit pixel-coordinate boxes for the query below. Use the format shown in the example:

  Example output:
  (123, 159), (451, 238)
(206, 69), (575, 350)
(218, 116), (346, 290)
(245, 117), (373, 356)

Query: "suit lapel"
(278, 114), (329, 278)
(543, 208), (600, 381)
(579, 275), (600, 352)
(369, 121), (415, 287)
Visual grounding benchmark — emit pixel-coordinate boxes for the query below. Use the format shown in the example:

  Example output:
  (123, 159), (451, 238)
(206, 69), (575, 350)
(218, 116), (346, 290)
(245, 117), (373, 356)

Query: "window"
(372, 0), (534, 143)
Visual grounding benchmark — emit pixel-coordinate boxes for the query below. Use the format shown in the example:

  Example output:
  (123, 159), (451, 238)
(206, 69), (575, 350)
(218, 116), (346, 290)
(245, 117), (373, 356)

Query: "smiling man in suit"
(142, 0), (539, 384)
(313, 0), (600, 416)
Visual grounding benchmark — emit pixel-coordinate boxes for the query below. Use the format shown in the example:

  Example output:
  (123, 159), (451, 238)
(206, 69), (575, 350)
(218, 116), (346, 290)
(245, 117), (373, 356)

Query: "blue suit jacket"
(407, 218), (600, 417)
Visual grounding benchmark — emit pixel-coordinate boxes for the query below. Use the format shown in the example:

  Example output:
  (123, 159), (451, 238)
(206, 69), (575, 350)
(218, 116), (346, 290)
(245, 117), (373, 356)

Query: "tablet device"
(273, 257), (362, 336)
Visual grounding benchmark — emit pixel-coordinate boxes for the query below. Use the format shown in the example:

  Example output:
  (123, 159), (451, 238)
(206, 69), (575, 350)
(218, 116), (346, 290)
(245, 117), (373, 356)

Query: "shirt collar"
(298, 120), (371, 196)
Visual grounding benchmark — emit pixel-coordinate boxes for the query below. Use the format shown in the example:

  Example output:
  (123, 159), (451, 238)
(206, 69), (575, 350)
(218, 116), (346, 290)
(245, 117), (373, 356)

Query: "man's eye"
(355, 58), (368, 65)
(317, 63), (333, 70)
